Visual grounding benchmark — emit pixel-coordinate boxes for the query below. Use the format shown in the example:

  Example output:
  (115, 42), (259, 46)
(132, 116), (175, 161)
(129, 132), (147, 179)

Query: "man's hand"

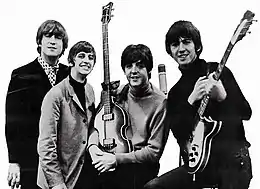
(207, 73), (227, 102)
(52, 183), (67, 189)
(92, 152), (117, 174)
(7, 163), (20, 189)
(88, 145), (104, 162)
(188, 73), (227, 105)
(188, 76), (208, 105)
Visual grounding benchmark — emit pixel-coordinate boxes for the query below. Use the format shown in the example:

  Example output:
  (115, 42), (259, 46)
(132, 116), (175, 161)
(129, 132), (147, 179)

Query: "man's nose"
(178, 42), (185, 51)
(130, 64), (138, 73)
(49, 35), (56, 44)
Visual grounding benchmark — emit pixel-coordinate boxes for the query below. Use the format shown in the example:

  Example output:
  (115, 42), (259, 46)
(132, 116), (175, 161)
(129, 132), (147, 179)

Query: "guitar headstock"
(231, 10), (256, 45)
(101, 2), (114, 24)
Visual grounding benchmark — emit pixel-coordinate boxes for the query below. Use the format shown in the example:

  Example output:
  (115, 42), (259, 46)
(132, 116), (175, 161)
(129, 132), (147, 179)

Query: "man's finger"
(15, 174), (20, 188)
(94, 162), (103, 169)
(10, 175), (16, 188)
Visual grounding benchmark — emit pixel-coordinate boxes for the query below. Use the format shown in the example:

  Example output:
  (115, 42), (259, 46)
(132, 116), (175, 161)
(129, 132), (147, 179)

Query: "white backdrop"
(0, 0), (259, 188)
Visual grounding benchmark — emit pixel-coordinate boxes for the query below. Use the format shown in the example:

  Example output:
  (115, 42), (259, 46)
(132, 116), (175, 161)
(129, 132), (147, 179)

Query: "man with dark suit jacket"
(5, 19), (69, 189)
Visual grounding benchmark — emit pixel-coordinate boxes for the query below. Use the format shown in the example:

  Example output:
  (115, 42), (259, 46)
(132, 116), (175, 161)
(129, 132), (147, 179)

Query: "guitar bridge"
(103, 138), (117, 151)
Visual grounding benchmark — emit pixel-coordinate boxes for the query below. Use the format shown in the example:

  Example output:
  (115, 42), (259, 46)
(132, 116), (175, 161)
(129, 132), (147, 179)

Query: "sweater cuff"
(115, 152), (137, 164)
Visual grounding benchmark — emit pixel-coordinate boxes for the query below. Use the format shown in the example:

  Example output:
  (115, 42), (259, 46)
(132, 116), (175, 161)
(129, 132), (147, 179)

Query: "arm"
(37, 90), (65, 188)
(5, 70), (23, 188)
(220, 67), (252, 120)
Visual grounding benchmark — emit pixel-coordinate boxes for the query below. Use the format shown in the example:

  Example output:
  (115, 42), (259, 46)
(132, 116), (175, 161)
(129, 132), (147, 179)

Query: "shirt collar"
(38, 56), (60, 74)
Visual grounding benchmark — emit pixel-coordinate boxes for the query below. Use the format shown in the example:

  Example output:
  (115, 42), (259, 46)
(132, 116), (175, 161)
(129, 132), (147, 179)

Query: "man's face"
(73, 51), (95, 76)
(124, 60), (149, 89)
(40, 33), (63, 58)
(170, 37), (197, 67)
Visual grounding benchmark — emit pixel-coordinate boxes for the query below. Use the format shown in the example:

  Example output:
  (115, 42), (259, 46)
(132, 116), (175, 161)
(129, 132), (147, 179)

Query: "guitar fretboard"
(102, 23), (112, 115)
(197, 42), (234, 116)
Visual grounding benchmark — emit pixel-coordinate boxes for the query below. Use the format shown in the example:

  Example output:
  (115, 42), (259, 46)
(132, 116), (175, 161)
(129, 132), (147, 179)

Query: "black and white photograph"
(0, 0), (259, 188)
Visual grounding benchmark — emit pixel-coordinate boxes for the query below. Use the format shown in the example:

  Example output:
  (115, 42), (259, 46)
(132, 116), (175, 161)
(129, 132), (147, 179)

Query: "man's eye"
(182, 39), (192, 45)
(55, 34), (63, 39)
(125, 64), (132, 68)
(88, 55), (94, 60)
(136, 63), (145, 68)
(77, 54), (85, 59)
(171, 42), (179, 47)
(44, 33), (52, 38)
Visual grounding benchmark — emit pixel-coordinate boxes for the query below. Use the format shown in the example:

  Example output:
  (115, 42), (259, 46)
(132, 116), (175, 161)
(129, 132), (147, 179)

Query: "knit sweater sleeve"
(218, 66), (252, 120)
(115, 100), (168, 164)
(166, 85), (198, 144)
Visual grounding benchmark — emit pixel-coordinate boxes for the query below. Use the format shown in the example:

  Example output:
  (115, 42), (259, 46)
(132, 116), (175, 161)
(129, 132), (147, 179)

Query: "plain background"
(0, 0), (259, 188)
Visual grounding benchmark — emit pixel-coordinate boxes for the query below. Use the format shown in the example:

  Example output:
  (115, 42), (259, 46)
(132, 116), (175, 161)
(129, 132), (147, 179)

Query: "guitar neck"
(197, 41), (234, 116)
(102, 23), (112, 114)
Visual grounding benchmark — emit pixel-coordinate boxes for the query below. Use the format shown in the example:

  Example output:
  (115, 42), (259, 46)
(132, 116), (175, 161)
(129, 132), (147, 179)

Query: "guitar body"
(187, 116), (222, 174)
(95, 97), (133, 153)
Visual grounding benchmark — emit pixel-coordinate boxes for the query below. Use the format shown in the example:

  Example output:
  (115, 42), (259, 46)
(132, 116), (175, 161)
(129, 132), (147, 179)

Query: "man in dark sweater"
(144, 20), (252, 189)
(5, 20), (69, 189)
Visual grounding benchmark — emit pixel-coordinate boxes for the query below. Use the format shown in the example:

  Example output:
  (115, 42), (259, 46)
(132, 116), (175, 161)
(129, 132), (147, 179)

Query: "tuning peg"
(112, 8), (115, 11)
(247, 31), (252, 34)
(111, 15), (114, 17)
(252, 19), (258, 22)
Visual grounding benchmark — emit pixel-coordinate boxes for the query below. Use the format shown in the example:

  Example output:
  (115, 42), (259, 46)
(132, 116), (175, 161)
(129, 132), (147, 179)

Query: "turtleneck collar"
(129, 81), (151, 98)
(179, 58), (207, 76)
(69, 74), (86, 89)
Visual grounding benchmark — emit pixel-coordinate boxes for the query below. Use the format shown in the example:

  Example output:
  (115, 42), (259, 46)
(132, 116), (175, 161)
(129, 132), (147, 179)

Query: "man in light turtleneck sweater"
(145, 20), (252, 189)
(88, 44), (169, 189)
(37, 41), (99, 189)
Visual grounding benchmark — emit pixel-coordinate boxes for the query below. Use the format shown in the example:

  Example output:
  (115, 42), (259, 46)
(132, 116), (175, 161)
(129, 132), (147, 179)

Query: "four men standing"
(5, 15), (253, 189)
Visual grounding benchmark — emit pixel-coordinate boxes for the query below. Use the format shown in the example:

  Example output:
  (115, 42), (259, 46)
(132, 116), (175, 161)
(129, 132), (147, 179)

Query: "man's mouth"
(130, 76), (140, 79)
(178, 54), (188, 59)
(80, 63), (91, 69)
(48, 47), (57, 50)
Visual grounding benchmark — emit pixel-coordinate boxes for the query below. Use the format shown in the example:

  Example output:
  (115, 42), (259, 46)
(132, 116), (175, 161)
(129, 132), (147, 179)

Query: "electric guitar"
(187, 10), (256, 174)
(94, 2), (133, 153)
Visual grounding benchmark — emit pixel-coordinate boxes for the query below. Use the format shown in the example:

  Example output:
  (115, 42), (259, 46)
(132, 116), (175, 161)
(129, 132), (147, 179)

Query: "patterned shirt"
(38, 56), (59, 86)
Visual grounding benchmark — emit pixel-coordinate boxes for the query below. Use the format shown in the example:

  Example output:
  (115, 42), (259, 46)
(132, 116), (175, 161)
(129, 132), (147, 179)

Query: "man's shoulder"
(12, 58), (39, 75)
(150, 83), (166, 100)
(59, 63), (69, 70)
(45, 78), (67, 99)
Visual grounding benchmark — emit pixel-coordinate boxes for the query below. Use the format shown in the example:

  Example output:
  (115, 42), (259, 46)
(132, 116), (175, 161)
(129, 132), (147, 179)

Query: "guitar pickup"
(102, 113), (114, 121)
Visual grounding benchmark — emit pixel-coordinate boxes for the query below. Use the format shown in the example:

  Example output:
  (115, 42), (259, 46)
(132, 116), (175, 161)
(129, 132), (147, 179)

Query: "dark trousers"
(74, 155), (101, 189)
(20, 168), (40, 189)
(99, 163), (160, 189)
(144, 144), (252, 189)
